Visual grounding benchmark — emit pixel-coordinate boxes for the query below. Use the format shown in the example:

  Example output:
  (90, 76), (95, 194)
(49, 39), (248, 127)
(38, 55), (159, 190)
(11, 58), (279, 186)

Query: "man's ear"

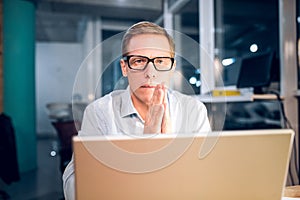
(173, 60), (176, 71)
(120, 59), (128, 77)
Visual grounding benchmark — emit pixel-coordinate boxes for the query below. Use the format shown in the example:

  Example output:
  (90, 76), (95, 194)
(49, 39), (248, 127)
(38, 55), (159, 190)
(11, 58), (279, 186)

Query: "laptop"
(73, 129), (294, 200)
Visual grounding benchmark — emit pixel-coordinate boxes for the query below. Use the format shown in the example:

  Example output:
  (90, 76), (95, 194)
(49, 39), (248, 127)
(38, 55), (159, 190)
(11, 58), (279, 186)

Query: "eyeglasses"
(123, 55), (174, 71)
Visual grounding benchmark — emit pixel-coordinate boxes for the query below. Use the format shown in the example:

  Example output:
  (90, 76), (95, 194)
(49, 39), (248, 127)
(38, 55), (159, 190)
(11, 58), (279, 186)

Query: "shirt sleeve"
(62, 155), (75, 200)
(78, 103), (107, 136)
(62, 102), (107, 200)
(187, 98), (211, 133)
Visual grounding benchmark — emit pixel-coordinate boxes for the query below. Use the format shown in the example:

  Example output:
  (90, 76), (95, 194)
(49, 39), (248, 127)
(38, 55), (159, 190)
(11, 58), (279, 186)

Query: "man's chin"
(130, 88), (152, 101)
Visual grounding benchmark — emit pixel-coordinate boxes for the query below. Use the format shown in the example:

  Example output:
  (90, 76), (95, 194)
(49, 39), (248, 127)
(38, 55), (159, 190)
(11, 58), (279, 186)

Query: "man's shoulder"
(170, 90), (205, 107)
(95, 90), (126, 102)
(170, 90), (198, 101)
(87, 90), (127, 108)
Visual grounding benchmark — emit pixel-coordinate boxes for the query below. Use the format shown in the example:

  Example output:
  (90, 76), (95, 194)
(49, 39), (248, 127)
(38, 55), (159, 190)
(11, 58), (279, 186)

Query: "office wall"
(35, 42), (82, 135)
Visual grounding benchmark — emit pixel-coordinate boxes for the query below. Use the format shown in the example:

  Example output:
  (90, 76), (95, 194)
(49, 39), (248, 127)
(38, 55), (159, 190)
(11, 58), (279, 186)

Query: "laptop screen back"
(73, 129), (294, 200)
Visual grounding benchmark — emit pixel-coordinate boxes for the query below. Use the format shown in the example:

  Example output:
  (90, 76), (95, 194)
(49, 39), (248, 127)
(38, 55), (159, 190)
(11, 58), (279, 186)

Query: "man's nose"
(144, 62), (157, 78)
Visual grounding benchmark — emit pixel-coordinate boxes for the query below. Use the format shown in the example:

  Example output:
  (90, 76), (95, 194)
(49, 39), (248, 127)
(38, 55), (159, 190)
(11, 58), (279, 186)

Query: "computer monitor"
(236, 51), (275, 94)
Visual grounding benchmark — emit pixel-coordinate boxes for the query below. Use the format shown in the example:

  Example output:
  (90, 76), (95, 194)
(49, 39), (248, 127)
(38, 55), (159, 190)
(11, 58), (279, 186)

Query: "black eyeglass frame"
(122, 55), (175, 71)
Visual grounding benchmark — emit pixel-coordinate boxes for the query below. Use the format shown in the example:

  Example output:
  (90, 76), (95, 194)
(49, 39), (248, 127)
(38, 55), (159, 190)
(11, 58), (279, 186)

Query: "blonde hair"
(122, 21), (175, 57)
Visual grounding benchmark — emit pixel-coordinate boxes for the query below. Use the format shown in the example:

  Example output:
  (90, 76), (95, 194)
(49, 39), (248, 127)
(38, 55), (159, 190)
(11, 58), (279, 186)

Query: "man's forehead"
(127, 34), (171, 51)
(126, 47), (171, 54)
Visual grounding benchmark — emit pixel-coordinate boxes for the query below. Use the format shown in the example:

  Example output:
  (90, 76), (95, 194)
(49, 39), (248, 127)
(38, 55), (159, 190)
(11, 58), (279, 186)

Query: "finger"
(163, 86), (167, 105)
(161, 114), (172, 133)
(151, 84), (164, 105)
(161, 100), (172, 133)
(161, 86), (172, 133)
(151, 104), (164, 124)
(144, 104), (164, 134)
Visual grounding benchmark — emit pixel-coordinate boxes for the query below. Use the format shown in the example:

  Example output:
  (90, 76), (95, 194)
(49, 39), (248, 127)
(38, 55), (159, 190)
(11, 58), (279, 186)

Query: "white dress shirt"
(62, 88), (211, 200)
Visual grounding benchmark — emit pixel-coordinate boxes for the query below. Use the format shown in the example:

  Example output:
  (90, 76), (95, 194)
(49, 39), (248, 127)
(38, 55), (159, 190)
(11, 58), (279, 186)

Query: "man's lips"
(140, 85), (156, 88)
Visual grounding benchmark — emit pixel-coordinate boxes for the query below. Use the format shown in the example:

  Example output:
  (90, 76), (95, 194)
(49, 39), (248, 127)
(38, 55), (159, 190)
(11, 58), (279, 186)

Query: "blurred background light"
(250, 43), (258, 52)
(221, 58), (236, 66)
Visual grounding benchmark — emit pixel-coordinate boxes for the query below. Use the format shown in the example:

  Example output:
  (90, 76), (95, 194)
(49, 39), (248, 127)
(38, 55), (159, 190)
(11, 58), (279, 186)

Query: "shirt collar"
(120, 87), (138, 118)
(120, 87), (175, 120)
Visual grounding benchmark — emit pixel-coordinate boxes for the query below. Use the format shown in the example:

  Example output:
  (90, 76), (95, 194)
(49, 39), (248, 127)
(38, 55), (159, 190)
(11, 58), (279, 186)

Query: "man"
(63, 21), (211, 199)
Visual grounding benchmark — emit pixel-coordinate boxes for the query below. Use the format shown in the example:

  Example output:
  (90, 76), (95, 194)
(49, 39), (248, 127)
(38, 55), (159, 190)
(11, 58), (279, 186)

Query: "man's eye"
(134, 59), (143, 63)
(132, 58), (146, 65)
(157, 59), (164, 64)
(156, 59), (166, 65)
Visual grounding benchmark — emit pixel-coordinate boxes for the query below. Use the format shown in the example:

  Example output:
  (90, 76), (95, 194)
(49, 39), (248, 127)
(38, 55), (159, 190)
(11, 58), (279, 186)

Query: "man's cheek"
(156, 73), (172, 87)
(128, 74), (145, 91)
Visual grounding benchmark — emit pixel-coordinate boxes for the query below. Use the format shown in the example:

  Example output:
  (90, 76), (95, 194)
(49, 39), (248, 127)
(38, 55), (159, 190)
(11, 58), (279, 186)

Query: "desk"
(196, 93), (282, 103)
(284, 185), (300, 198)
(194, 93), (283, 131)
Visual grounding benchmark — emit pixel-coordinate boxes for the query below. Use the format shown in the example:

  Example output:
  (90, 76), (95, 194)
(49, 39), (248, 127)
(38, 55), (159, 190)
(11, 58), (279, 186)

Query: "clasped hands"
(143, 84), (172, 134)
